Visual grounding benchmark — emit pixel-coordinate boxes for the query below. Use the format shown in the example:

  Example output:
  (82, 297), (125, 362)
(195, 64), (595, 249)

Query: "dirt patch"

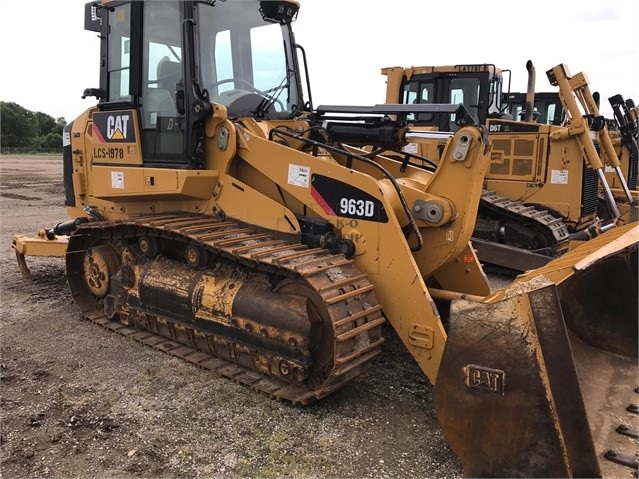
(0, 155), (467, 478)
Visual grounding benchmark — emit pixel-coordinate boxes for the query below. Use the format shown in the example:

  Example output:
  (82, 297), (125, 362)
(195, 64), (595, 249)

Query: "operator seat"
(142, 57), (183, 156)
(157, 56), (181, 97)
(144, 56), (181, 122)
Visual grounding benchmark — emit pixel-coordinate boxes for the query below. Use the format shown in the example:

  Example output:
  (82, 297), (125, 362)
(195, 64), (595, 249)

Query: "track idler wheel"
(67, 241), (122, 316)
(83, 245), (121, 298)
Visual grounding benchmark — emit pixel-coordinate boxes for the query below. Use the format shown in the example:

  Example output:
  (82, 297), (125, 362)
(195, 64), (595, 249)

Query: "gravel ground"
(0, 155), (516, 479)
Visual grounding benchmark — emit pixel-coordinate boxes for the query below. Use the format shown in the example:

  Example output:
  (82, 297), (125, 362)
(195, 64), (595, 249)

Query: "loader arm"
(219, 120), (493, 383)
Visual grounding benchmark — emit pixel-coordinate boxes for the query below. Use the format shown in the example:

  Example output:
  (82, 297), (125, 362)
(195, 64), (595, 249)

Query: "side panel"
(484, 119), (589, 222)
(88, 110), (143, 166)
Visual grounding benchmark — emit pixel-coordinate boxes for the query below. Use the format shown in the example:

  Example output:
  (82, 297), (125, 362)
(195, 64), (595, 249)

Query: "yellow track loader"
(382, 62), (639, 273)
(11, 1), (638, 477)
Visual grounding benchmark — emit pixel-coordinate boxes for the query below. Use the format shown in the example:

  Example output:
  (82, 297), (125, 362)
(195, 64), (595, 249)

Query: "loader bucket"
(434, 223), (638, 478)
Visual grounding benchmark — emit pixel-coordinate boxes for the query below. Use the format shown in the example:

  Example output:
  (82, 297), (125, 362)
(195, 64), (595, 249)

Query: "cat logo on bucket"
(92, 110), (136, 143)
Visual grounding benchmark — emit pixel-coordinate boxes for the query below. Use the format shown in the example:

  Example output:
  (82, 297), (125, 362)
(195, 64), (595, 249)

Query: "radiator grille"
(627, 152), (638, 190)
(581, 166), (599, 217)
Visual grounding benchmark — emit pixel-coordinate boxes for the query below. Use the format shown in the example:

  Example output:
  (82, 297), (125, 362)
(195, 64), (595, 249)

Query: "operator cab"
(83, 0), (304, 168)
(505, 92), (566, 125)
(390, 64), (508, 131)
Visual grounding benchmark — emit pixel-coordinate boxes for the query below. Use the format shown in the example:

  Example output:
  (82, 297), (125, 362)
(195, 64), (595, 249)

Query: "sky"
(1, 0), (637, 121)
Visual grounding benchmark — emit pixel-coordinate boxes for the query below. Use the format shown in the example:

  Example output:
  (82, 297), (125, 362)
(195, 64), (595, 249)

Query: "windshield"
(197, 1), (301, 118)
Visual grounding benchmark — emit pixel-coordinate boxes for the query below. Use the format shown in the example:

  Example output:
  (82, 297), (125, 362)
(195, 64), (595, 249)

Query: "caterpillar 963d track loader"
(11, 1), (639, 477)
(382, 61), (639, 272)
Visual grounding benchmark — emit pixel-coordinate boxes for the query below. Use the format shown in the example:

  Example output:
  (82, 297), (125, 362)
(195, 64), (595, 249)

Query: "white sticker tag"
(150, 112), (158, 126)
(550, 169), (568, 184)
(288, 164), (310, 187)
(111, 171), (124, 189)
(404, 142), (418, 154)
(63, 131), (71, 147)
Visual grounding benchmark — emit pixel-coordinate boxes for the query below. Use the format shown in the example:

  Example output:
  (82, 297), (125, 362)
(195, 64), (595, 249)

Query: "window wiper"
(253, 69), (293, 118)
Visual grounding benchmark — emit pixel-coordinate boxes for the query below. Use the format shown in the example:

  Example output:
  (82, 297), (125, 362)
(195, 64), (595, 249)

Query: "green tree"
(0, 101), (38, 148)
(52, 117), (67, 137)
(40, 132), (63, 149)
(0, 102), (67, 149)
(33, 111), (57, 138)
(34, 112), (67, 148)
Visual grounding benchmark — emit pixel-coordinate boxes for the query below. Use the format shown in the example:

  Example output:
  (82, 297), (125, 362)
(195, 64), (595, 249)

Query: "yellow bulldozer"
(608, 93), (639, 191)
(507, 88), (638, 197)
(11, 1), (638, 477)
(382, 61), (639, 272)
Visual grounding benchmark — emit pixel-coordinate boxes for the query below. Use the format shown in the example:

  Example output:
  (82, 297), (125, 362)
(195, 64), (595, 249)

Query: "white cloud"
(294, 0), (639, 117)
(1, 0), (636, 120)
(0, 0), (100, 120)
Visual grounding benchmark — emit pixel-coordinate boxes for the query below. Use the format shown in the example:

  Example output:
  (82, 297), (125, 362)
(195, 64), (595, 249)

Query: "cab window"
(107, 4), (131, 102)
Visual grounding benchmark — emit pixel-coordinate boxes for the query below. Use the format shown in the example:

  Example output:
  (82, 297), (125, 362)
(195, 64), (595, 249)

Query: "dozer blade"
(434, 224), (638, 478)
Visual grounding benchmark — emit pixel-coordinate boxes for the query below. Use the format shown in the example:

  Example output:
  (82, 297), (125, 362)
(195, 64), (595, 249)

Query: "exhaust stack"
(523, 60), (536, 122)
